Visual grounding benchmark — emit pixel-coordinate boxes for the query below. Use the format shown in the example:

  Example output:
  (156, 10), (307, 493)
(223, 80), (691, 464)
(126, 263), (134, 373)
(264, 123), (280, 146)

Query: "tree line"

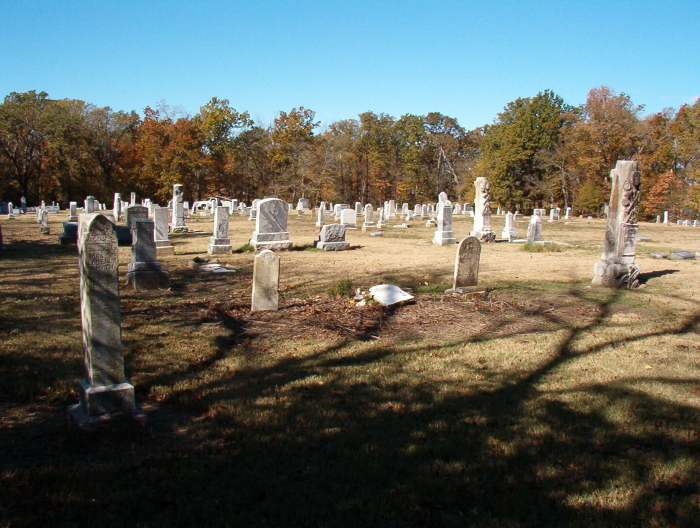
(1, 87), (698, 218)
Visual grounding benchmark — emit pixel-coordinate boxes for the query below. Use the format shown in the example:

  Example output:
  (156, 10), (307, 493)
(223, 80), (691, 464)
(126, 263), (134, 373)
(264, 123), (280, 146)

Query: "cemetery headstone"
(40, 209), (50, 234)
(251, 249), (279, 312)
(69, 213), (137, 426)
(340, 209), (357, 228)
(592, 160), (641, 288)
(171, 184), (188, 232)
(208, 206), (232, 254)
(501, 212), (517, 241)
(471, 177), (495, 242)
(250, 198), (292, 250)
(433, 202), (456, 246)
(447, 236), (481, 292)
(126, 219), (169, 289)
(153, 206), (174, 255)
(317, 223), (350, 251)
(527, 214), (542, 242)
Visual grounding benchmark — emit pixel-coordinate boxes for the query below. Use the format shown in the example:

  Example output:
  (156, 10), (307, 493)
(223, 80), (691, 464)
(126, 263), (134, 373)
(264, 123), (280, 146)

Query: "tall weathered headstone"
(40, 209), (50, 234)
(171, 184), (188, 232)
(316, 205), (325, 227)
(84, 196), (96, 213)
(362, 204), (375, 231)
(471, 177), (495, 242)
(153, 206), (174, 255)
(251, 249), (279, 312)
(69, 213), (136, 425)
(340, 209), (357, 228)
(68, 201), (78, 222)
(208, 206), (232, 254)
(592, 160), (641, 289)
(113, 193), (122, 222)
(250, 198), (292, 250)
(433, 202), (456, 246)
(127, 219), (169, 289)
(447, 236), (481, 292)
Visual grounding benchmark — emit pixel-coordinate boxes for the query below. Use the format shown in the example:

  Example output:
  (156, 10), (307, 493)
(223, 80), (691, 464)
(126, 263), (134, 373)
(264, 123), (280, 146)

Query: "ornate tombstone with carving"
(471, 177), (495, 242)
(592, 160), (641, 288)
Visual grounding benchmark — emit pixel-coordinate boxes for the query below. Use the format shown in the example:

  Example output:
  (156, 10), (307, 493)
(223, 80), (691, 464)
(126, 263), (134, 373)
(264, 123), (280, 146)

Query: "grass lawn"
(1, 211), (699, 527)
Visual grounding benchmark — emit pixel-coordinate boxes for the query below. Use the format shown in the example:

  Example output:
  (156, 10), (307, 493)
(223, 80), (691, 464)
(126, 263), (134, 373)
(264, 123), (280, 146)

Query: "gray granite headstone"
(251, 249), (280, 312)
(317, 223), (349, 251)
(69, 213), (136, 425)
(250, 198), (292, 250)
(208, 206), (232, 254)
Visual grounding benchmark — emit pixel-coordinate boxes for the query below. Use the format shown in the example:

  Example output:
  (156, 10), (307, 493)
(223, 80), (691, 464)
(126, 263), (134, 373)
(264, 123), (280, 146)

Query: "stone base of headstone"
(501, 228), (517, 241)
(432, 230), (456, 246)
(68, 379), (141, 429)
(592, 259), (640, 289)
(208, 238), (232, 255)
(171, 226), (189, 233)
(126, 262), (169, 289)
(317, 241), (350, 251)
(250, 233), (292, 251)
(370, 231), (383, 237)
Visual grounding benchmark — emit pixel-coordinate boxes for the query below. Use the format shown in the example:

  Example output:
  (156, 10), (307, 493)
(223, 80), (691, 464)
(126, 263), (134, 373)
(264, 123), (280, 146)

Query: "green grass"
(522, 241), (565, 252)
(327, 277), (354, 298)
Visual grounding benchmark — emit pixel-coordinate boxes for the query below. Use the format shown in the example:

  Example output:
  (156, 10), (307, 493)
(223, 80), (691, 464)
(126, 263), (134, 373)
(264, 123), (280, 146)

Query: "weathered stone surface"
(152, 206), (173, 255)
(171, 184), (188, 232)
(296, 197), (310, 211)
(208, 206), (232, 255)
(452, 236), (481, 289)
(113, 193), (122, 222)
(527, 215), (542, 242)
(124, 205), (148, 231)
(362, 204), (375, 230)
(250, 198), (292, 250)
(501, 212), (517, 241)
(471, 177), (495, 242)
(592, 160), (641, 289)
(340, 209), (357, 228)
(670, 251), (695, 260)
(251, 249), (279, 312)
(318, 223), (349, 251)
(70, 213), (136, 425)
(432, 202), (456, 245)
(68, 201), (78, 222)
(127, 219), (169, 289)
(39, 209), (50, 234)
(59, 221), (78, 245)
(316, 205), (325, 227)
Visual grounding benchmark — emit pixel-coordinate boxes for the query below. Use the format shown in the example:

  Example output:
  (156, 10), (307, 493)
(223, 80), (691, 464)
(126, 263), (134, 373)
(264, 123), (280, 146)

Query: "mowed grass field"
(1, 210), (699, 527)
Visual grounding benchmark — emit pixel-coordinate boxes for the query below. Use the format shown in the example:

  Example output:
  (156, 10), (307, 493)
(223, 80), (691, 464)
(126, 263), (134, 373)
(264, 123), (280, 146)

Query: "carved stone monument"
(113, 193), (122, 222)
(171, 184), (188, 232)
(527, 214), (542, 242)
(69, 213), (137, 426)
(362, 204), (375, 231)
(592, 160), (641, 289)
(208, 206), (232, 254)
(317, 223), (350, 251)
(471, 177), (495, 242)
(251, 249), (280, 312)
(250, 198), (292, 250)
(40, 209), (50, 234)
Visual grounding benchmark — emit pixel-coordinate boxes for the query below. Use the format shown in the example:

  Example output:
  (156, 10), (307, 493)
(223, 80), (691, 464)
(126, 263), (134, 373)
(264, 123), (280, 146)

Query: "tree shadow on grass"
(638, 269), (679, 284)
(1, 283), (699, 527)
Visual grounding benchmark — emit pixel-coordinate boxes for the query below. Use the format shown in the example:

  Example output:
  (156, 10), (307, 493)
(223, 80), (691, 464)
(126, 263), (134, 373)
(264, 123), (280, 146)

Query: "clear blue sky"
(2, 0), (699, 129)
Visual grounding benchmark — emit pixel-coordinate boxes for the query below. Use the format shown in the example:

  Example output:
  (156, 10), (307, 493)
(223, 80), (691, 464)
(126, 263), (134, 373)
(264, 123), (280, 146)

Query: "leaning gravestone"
(433, 202), (456, 246)
(448, 236), (481, 291)
(250, 198), (292, 250)
(251, 249), (279, 312)
(153, 206), (174, 255)
(126, 219), (169, 289)
(471, 177), (495, 242)
(69, 213), (137, 426)
(592, 160), (641, 288)
(317, 223), (350, 251)
(208, 206), (232, 254)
